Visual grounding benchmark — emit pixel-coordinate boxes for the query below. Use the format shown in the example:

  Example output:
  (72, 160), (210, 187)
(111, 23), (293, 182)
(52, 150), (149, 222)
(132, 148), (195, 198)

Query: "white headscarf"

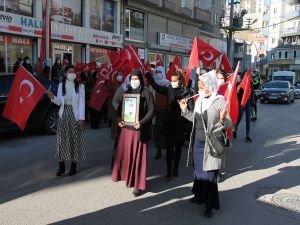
(154, 66), (170, 86)
(194, 70), (219, 115)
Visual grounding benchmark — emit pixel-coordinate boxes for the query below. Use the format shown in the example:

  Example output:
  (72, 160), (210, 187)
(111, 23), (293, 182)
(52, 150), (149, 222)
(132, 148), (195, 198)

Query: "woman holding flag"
(178, 71), (231, 218)
(47, 65), (86, 176)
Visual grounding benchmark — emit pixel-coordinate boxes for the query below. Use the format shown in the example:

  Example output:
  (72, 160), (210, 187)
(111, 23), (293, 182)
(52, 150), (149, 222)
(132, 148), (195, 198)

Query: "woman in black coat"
(51, 57), (62, 83)
(146, 71), (192, 179)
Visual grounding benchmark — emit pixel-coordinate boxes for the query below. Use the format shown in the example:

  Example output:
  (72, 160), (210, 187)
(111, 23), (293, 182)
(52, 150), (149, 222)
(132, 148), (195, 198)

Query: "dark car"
(260, 81), (295, 104)
(294, 84), (300, 99)
(0, 74), (59, 134)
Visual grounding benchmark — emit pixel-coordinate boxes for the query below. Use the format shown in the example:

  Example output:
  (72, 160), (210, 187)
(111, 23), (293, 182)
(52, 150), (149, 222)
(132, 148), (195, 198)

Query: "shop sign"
(158, 32), (192, 50)
(90, 47), (107, 54)
(7, 36), (32, 45)
(0, 11), (42, 37)
(51, 22), (123, 48)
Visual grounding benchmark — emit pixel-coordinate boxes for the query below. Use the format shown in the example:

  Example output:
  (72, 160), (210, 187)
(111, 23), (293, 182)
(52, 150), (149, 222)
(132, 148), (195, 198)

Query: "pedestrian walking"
(112, 70), (155, 196)
(51, 57), (62, 83)
(47, 65), (86, 176)
(178, 71), (232, 218)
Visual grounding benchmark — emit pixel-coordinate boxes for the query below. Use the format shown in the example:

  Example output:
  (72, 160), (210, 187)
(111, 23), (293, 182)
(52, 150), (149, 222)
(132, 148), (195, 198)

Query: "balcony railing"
(287, 0), (300, 5)
(282, 26), (300, 36)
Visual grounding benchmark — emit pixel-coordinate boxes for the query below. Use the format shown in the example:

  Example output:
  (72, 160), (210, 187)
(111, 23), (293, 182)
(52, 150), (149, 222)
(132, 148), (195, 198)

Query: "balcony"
(286, 10), (300, 19)
(287, 0), (300, 5)
(180, 7), (192, 17)
(282, 26), (300, 37)
(193, 7), (211, 23)
(161, 0), (176, 11)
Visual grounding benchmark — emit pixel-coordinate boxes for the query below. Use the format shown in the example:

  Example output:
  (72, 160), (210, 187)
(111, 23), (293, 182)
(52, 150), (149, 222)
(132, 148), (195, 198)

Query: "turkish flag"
(224, 62), (240, 124)
(166, 55), (182, 81)
(186, 38), (200, 84)
(2, 66), (46, 130)
(107, 50), (122, 69)
(217, 82), (229, 96)
(89, 76), (110, 112)
(120, 45), (144, 72)
(75, 62), (86, 72)
(219, 53), (233, 73)
(156, 53), (163, 67)
(198, 38), (222, 67)
(239, 68), (252, 108)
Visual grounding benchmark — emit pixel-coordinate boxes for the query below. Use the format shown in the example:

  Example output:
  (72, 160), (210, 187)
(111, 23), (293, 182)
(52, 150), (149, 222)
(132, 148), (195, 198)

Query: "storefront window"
(0, 35), (5, 73)
(89, 46), (109, 65)
(50, 0), (82, 27)
(125, 9), (144, 42)
(1, 0), (33, 17)
(0, 35), (34, 74)
(7, 35), (33, 73)
(90, 0), (116, 32)
(148, 52), (165, 68)
(52, 42), (82, 66)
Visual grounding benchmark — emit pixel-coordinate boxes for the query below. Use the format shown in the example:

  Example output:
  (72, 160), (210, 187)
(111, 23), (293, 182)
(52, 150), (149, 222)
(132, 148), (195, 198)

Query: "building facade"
(0, 0), (123, 75)
(123, 0), (227, 69)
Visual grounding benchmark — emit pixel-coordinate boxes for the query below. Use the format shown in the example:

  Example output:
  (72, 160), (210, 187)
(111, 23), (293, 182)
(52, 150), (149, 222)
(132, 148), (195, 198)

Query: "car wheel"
(291, 98), (294, 103)
(44, 108), (58, 134)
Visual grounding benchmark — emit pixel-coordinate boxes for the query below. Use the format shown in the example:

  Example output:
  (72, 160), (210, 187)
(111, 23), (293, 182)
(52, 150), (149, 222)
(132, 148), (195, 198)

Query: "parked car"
(0, 74), (59, 134)
(260, 81), (295, 104)
(294, 84), (300, 99)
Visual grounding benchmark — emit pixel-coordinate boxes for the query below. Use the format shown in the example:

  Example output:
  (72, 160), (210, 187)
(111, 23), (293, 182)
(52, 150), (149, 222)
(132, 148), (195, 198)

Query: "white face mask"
(218, 79), (225, 86)
(171, 81), (179, 88)
(116, 75), (122, 82)
(67, 73), (76, 82)
(130, 80), (140, 89)
(198, 89), (209, 98)
(26, 60), (30, 64)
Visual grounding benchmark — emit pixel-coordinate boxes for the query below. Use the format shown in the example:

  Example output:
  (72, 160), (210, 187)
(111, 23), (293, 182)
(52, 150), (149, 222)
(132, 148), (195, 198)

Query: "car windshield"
(265, 82), (288, 88)
(295, 85), (300, 89)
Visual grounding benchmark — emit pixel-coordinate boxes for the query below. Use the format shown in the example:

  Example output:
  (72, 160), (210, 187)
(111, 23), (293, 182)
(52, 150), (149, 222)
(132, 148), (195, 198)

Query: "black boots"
(68, 162), (77, 176)
(56, 161), (77, 176)
(56, 161), (65, 176)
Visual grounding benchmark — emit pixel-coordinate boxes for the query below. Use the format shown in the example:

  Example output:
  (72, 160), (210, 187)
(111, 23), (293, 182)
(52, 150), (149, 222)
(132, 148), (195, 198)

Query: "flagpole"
(45, 0), (50, 68)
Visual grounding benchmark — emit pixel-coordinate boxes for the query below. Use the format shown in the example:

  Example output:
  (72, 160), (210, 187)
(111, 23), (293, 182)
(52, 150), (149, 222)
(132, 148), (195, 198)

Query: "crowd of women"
(45, 60), (258, 218)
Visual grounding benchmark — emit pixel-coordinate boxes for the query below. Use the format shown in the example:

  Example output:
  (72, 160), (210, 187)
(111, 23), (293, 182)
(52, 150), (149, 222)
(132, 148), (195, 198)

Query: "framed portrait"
(122, 94), (140, 126)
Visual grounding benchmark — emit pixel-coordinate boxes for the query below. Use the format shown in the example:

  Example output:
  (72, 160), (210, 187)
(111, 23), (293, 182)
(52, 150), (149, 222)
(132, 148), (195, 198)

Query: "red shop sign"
(7, 36), (32, 45)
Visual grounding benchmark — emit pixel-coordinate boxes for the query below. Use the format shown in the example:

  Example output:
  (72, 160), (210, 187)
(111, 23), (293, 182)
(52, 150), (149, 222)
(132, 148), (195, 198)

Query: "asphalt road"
(0, 100), (300, 225)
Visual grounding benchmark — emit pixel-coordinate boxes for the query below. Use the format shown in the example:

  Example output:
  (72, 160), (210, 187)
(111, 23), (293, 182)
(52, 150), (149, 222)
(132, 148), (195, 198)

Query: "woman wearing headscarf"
(47, 65), (86, 176)
(178, 70), (232, 218)
(151, 66), (170, 159)
(51, 57), (62, 83)
(146, 71), (192, 179)
(112, 70), (155, 196)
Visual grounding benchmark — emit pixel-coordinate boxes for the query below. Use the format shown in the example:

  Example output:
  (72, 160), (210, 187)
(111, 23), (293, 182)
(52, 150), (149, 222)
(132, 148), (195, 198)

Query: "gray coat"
(181, 96), (232, 171)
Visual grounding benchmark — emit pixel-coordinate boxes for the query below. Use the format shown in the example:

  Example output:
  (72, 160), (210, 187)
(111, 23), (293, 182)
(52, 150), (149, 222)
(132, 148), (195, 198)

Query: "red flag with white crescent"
(89, 76), (109, 112)
(186, 38), (200, 84)
(239, 68), (252, 108)
(2, 66), (46, 130)
(198, 38), (222, 67)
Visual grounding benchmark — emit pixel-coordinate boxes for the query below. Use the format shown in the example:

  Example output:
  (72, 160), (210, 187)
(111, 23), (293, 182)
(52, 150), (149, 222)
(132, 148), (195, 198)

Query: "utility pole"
(227, 0), (235, 66)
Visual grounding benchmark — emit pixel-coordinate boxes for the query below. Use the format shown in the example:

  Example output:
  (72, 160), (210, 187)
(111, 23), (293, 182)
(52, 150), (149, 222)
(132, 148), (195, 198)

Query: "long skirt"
(112, 128), (147, 191)
(55, 105), (86, 161)
(192, 139), (220, 210)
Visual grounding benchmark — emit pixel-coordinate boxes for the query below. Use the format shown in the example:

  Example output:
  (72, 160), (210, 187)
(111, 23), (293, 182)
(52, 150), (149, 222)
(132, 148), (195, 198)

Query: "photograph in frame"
(122, 94), (140, 126)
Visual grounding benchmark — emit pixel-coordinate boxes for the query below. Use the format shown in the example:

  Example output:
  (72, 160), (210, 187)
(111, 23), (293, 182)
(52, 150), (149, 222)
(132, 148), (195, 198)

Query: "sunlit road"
(0, 100), (300, 225)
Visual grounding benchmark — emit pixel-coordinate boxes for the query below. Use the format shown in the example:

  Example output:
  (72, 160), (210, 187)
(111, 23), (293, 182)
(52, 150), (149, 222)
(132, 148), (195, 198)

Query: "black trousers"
(166, 141), (182, 174)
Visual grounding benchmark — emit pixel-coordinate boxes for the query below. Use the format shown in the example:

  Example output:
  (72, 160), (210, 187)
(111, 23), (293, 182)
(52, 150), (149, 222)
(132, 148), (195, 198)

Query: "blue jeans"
(237, 100), (251, 136)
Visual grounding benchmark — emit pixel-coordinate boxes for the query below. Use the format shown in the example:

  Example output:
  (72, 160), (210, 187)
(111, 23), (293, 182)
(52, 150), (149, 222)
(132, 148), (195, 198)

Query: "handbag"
(200, 101), (230, 158)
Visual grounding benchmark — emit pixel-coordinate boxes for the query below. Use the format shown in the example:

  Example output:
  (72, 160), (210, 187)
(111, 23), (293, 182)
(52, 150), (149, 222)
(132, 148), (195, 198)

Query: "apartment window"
(294, 51), (297, 58)
(50, 0), (82, 26)
(181, 0), (191, 9)
(89, 0), (116, 32)
(271, 53), (274, 59)
(279, 52), (282, 59)
(272, 38), (275, 44)
(273, 23), (277, 29)
(1, 0), (33, 17)
(273, 7), (277, 13)
(285, 51), (288, 58)
(125, 9), (145, 42)
(195, 0), (212, 11)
